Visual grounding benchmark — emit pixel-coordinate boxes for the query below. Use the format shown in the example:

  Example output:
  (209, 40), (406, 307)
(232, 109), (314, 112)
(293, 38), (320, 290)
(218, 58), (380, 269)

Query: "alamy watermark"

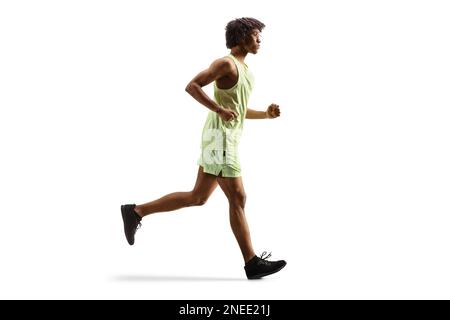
(201, 128), (242, 165)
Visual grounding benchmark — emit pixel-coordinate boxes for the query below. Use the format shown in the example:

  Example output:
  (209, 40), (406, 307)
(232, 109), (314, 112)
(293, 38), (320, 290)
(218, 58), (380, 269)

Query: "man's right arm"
(185, 58), (232, 113)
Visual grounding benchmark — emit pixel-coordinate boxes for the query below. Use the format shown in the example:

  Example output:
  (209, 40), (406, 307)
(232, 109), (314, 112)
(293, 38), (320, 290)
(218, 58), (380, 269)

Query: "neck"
(230, 47), (248, 64)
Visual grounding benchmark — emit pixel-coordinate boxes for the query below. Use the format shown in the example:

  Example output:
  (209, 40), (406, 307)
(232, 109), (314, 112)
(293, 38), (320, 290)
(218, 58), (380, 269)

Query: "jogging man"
(121, 17), (286, 279)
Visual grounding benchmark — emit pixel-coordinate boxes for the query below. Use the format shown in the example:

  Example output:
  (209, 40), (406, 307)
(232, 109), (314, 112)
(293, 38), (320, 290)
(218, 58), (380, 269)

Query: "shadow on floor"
(112, 275), (247, 282)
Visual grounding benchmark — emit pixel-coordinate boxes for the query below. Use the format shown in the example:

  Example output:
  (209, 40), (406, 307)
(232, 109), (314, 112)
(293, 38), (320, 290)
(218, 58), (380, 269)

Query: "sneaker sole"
(247, 262), (287, 280)
(121, 205), (134, 246)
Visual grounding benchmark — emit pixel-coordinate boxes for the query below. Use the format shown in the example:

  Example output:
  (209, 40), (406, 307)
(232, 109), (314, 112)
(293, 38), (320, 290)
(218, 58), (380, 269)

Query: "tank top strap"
(226, 54), (241, 71)
(227, 54), (247, 70)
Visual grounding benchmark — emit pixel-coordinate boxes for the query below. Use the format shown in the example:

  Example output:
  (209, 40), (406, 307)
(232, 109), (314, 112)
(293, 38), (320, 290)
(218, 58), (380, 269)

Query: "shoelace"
(133, 209), (142, 230)
(135, 215), (142, 230)
(260, 251), (272, 261)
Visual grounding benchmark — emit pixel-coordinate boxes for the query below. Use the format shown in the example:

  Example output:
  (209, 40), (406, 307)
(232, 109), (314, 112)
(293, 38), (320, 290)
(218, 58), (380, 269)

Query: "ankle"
(134, 205), (143, 218)
(244, 254), (257, 264)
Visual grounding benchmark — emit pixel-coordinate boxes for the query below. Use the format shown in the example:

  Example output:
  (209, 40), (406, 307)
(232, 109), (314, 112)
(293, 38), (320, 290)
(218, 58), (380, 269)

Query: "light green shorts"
(197, 150), (242, 178)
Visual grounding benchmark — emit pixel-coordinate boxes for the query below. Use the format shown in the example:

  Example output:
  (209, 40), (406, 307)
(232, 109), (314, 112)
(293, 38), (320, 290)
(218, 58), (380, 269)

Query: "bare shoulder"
(186, 56), (236, 88)
(209, 57), (234, 75)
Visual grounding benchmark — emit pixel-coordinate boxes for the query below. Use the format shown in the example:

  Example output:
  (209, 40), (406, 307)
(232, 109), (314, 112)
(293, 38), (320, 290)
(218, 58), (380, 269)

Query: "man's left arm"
(245, 103), (281, 119)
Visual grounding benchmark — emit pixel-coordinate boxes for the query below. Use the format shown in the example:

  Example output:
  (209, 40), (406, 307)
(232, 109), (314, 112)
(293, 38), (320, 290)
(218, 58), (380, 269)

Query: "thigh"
(192, 165), (219, 198)
(216, 175), (246, 200)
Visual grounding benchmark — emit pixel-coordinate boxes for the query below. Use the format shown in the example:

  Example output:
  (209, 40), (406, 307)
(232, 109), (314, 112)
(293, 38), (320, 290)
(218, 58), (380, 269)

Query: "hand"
(217, 107), (238, 122)
(266, 103), (281, 119)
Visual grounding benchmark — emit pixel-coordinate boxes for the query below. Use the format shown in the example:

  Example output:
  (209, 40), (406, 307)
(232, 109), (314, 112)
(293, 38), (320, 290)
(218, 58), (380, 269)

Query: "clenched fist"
(218, 107), (238, 122)
(266, 103), (281, 119)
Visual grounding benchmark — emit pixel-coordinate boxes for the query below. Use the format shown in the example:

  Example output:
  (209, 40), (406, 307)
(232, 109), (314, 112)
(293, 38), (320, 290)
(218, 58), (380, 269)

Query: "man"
(121, 17), (286, 279)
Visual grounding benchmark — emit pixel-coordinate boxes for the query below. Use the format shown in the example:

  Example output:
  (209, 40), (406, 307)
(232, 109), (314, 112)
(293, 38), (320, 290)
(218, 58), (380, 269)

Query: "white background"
(1, 0), (449, 299)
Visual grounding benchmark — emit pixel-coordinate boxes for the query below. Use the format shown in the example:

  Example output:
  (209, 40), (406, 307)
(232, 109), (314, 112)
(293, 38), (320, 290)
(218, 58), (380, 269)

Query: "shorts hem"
(199, 164), (241, 178)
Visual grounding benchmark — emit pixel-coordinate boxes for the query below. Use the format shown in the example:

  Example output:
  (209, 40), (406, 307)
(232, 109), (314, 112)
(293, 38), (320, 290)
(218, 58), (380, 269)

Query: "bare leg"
(217, 174), (256, 263)
(134, 166), (218, 217)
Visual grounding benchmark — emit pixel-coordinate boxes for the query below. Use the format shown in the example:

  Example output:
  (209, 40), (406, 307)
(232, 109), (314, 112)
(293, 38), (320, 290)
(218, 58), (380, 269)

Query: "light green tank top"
(213, 54), (255, 124)
(197, 53), (255, 176)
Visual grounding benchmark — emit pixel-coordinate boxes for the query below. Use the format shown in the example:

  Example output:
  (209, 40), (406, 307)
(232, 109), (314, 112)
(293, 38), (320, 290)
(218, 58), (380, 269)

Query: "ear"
(238, 37), (247, 46)
(240, 33), (251, 46)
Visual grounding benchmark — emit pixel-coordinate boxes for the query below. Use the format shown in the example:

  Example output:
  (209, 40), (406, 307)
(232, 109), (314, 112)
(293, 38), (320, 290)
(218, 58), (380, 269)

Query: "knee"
(230, 191), (246, 208)
(190, 192), (209, 206)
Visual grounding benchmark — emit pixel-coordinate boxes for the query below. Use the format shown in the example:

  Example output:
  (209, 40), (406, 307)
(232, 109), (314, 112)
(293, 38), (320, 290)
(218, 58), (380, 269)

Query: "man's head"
(225, 17), (265, 54)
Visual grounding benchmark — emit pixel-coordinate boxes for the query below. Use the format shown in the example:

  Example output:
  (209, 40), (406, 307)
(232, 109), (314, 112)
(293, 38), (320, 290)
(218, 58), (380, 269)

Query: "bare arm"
(246, 108), (268, 119)
(246, 104), (281, 119)
(185, 58), (237, 122)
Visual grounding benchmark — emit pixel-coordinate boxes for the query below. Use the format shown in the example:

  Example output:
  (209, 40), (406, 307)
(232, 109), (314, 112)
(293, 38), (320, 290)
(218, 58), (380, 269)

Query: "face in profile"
(243, 29), (262, 54)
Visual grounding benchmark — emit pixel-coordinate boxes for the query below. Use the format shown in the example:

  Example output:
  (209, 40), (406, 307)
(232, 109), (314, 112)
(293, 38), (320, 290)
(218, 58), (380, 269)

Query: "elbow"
(185, 82), (196, 94)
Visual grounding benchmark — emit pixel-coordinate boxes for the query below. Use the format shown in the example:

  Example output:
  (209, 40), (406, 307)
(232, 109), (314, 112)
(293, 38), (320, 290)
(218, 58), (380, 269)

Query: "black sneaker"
(244, 252), (287, 280)
(121, 204), (142, 245)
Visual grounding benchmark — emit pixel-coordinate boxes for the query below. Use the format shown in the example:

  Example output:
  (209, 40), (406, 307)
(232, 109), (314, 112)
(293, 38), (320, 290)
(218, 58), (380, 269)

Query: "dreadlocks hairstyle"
(225, 17), (265, 49)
